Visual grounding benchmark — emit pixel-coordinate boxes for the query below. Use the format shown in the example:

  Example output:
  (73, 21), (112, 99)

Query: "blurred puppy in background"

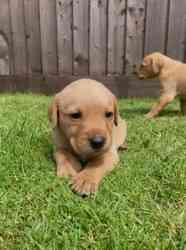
(137, 52), (186, 118)
(48, 79), (127, 195)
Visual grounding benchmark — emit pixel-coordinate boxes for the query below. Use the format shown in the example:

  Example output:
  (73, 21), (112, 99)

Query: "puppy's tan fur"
(48, 79), (127, 195)
(137, 52), (186, 118)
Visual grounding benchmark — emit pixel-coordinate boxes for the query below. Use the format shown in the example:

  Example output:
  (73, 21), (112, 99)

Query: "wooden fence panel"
(89, 0), (107, 75)
(10, 0), (27, 74)
(144, 0), (168, 55)
(40, 0), (57, 74)
(167, 0), (186, 60)
(56, 0), (73, 74)
(107, 0), (126, 75)
(73, 0), (89, 75)
(24, 0), (42, 74)
(0, 0), (186, 96)
(125, 0), (146, 75)
(0, 0), (11, 75)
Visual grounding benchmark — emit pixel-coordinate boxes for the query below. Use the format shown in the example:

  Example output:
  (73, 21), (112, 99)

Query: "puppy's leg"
(54, 150), (82, 178)
(118, 143), (128, 150)
(180, 99), (186, 115)
(145, 93), (175, 119)
(71, 151), (118, 195)
(115, 117), (127, 150)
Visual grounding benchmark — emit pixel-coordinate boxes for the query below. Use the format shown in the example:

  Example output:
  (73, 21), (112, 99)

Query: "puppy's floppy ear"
(48, 97), (59, 128)
(151, 57), (159, 74)
(113, 96), (119, 126)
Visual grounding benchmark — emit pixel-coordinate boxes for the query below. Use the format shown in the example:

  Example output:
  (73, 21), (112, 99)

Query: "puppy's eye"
(70, 112), (82, 119)
(105, 111), (113, 118)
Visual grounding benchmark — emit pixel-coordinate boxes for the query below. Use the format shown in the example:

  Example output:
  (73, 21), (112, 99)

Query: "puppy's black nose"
(89, 135), (106, 149)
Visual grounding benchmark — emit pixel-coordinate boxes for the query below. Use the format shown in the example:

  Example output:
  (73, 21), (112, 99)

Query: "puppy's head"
(49, 79), (118, 159)
(137, 52), (163, 79)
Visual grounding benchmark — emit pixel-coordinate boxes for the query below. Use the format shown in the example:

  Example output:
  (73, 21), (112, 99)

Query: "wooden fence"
(0, 0), (186, 96)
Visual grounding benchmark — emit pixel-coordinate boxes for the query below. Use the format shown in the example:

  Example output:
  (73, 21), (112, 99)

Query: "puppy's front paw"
(57, 165), (77, 178)
(144, 112), (155, 119)
(71, 171), (99, 196)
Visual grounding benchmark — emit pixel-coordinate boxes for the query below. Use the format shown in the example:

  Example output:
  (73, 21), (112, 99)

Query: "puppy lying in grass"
(137, 52), (186, 118)
(48, 79), (127, 195)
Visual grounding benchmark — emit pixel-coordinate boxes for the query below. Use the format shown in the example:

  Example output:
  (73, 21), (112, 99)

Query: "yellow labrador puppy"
(137, 52), (186, 118)
(48, 79), (127, 195)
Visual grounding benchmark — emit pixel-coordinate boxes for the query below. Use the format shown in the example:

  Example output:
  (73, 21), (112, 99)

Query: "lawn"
(0, 94), (186, 250)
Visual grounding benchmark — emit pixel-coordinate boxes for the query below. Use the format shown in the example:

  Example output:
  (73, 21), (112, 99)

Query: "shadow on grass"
(120, 108), (149, 115)
(159, 110), (180, 117)
(120, 108), (180, 118)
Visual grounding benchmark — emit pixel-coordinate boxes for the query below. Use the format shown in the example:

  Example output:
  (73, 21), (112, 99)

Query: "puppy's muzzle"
(89, 135), (106, 150)
(138, 75), (145, 79)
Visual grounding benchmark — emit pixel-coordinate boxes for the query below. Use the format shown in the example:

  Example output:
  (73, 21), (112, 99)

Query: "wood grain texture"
(24, 0), (42, 74)
(90, 0), (107, 75)
(0, 0), (186, 97)
(10, 0), (27, 74)
(0, 35), (9, 75)
(73, 0), (89, 75)
(144, 0), (168, 55)
(0, 0), (11, 75)
(108, 0), (126, 75)
(56, 0), (73, 74)
(0, 75), (160, 97)
(167, 0), (186, 60)
(40, 0), (57, 74)
(125, 0), (146, 75)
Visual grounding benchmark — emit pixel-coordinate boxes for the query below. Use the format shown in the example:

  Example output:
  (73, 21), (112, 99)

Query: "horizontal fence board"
(127, 77), (160, 97)
(0, 75), (160, 98)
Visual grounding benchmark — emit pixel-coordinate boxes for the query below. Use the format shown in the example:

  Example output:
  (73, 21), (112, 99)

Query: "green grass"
(0, 94), (186, 250)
